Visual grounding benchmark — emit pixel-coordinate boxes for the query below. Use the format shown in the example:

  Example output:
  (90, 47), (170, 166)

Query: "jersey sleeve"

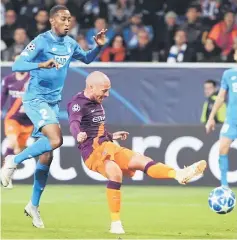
(72, 41), (101, 64)
(12, 36), (44, 72)
(1, 77), (9, 109)
(220, 70), (229, 90)
(68, 101), (84, 140)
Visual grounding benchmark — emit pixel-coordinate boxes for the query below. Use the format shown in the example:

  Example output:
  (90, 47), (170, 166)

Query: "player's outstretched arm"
(68, 101), (86, 142)
(12, 37), (44, 72)
(206, 89), (227, 134)
(12, 36), (59, 72)
(72, 29), (107, 64)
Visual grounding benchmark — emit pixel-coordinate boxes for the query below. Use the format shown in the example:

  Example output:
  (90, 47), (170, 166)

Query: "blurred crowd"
(2, 0), (237, 62)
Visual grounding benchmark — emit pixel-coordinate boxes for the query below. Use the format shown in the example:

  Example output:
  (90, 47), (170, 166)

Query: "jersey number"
(40, 109), (49, 120)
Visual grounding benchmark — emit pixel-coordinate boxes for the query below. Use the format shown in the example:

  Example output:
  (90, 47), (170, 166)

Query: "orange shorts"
(85, 141), (136, 178)
(4, 119), (33, 148)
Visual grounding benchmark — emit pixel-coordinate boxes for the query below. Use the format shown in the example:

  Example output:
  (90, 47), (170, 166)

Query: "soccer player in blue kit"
(1, 5), (107, 228)
(206, 61), (237, 187)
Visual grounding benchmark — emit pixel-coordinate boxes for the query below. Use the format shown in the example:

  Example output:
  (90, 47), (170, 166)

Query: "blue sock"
(31, 162), (49, 206)
(14, 136), (52, 164)
(219, 155), (229, 187)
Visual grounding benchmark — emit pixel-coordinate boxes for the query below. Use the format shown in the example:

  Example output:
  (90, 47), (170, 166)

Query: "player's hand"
(93, 29), (108, 46)
(39, 59), (59, 69)
(205, 119), (216, 134)
(77, 132), (87, 143)
(112, 131), (129, 140)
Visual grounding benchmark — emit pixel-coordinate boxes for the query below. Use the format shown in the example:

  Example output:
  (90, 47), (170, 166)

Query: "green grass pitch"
(1, 185), (237, 239)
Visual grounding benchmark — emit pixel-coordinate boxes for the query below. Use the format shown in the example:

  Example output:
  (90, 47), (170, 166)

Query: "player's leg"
(24, 151), (53, 228)
(2, 134), (17, 189)
(3, 134), (17, 162)
(2, 119), (22, 188)
(219, 137), (232, 187)
(3, 119), (21, 164)
(110, 142), (206, 185)
(128, 154), (206, 184)
(10, 100), (62, 163)
(104, 160), (125, 234)
(84, 142), (125, 234)
(2, 100), (62, 187)
(31, 150), (53, 207)
(219, 122), (237, 187)
(13, 123), (62, 164)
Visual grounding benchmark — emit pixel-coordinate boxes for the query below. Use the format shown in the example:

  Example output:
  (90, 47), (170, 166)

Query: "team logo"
(52, 47), (57, 52)
(231, 76), (237, 81)
(54, 55), (70, 68)
(72, 104), (80, 112)
(26, 43), (36, 51)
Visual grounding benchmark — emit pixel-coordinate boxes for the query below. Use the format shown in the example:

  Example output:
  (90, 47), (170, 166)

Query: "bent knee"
(219, 138), (232, 155)
(50, 136), (63, 149)
(105, 161), (123, 182)
(111, 171), (123, 182)
(129, 154), (152, 171)
(219, 147), (230, 155)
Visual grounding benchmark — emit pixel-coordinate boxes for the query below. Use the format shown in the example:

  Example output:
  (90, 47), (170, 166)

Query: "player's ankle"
(111, 212), (120, 222)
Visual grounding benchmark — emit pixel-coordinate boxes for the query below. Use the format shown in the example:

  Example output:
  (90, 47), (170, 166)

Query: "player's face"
(50, 10), (71, 36)
(204, 83), (216, 97)
(92, 82), (111, 103)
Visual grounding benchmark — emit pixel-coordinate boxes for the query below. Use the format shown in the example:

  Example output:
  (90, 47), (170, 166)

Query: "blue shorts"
(220, 121), (237, 140)
(23, 99), (60, 138)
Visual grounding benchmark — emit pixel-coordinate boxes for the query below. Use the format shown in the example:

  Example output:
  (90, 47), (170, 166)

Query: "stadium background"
(1, 63), (237, 187)
(1, 0), (237, 239)
(1, 0), (237, 188)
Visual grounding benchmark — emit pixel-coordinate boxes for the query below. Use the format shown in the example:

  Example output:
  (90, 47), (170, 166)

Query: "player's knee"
(50, 135), (63, 149)
(128, 154), (151, 171)
(105, 161), (123, 183)
(219, 146), (229, 155)
(219, 139), (231, 155)
(109, 169), (122, 182)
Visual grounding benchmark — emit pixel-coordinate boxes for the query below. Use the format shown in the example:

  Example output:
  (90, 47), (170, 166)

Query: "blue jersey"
(12, 30), (101, 103)
(221, 69), (237, 124)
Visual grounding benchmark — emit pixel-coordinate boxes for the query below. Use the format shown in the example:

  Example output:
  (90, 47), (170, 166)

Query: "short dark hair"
(205, 79), (217, 87)
(49, 5), (69, 17)
(187, 4), (201, 13)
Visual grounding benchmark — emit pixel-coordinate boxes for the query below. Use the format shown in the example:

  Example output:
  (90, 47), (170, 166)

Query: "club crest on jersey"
(26, 42), (35, 51)
(54, 55), (70, 68)
(72, 104), (80, 112)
